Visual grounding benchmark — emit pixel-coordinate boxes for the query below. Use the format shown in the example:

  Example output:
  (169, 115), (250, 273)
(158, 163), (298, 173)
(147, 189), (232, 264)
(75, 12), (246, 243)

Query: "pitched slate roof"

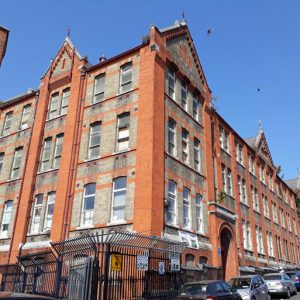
(285, 176), (300, 191)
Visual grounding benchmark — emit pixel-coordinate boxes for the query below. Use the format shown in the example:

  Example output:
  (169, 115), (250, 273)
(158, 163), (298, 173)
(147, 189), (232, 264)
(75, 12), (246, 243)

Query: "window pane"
(84, 196), (95, 210)
(113, 191), (126, 206)
(61, 88), (70, 114)
(118, 127), (129, 139)
(120, 63), (132, 93)
(112, 177), (127, 221)
(114, 177), (126, 190)
(85, 183), (96, 196)
(119, 114), (130, 127)
(113, 207), (125, 220)
(94, 75), (105, 102)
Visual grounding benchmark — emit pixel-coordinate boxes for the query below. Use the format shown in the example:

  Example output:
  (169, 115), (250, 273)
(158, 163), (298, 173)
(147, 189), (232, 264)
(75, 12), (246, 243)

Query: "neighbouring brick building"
(0, 21), (299, 280)
(0, 26), (9, 67)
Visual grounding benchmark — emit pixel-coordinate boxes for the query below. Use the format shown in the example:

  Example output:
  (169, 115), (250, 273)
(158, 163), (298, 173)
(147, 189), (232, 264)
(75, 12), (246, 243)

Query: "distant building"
(0, 26), (9, 66)
(0, 21), (299, 281)
(286, 175), (300, 198)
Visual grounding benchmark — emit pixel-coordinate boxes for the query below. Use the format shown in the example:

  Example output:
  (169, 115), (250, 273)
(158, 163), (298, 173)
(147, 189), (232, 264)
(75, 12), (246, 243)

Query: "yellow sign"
(111, 254), (122, 271)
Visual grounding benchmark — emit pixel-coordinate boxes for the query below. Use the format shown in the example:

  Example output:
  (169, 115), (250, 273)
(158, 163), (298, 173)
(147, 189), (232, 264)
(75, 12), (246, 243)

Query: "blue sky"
(0, 0), (299, 179)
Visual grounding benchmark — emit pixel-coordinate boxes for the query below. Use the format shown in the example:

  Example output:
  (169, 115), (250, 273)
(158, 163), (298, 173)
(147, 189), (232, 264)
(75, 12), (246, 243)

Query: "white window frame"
(260, 165), (266, 184)
(194, 138), (200, 172)
(40, 138), (52, 171)
(192, 93), (199, 121)
(168, 118), (176, 156)
(43, 192), (56, 231)
(10, 147), (23, 179)
(272, 203), (279, 224)
(52, 134), (64, 168)
(0, 200), (13, 238)
(219, 127), (230, 153)
(81, 183), (96, 227)
(20, 104), (31, 130)
(88, 122), (101, 159)
(93, 74), (105, 103)
(167, 181), (176, 225)
(30, 194), (43, 234)
(48, 93), (60, 120)
(242, 220), (252, 251)
(0, 152), (4, 174)
(252, 187), (260, 213)
(183, 188), (190, 229)
(119, 63), (132, 94)
(167, 69), (175, 100)
(182, 128), (189, 164)
(235, 142), (244, 165)
(116, 113), (130, 152)
(248, 154), (256, 176)
(111, 177), (127, 222)
(256, 227), (264, 254)
(196, 194), (203, 233)
(61, 88), (70, 115)
(263, 195), (270, 218)
(2, 112), (13, 136)
(181, 81), (188, 110)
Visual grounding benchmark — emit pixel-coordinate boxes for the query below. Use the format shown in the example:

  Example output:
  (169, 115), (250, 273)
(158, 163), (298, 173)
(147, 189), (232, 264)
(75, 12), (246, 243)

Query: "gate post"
(102, 244), (110, 300)
(54, 259), (63, 299)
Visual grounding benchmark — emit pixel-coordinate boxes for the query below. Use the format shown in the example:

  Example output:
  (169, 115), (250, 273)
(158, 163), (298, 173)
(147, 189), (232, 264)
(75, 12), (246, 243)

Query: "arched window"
(111, 177), (127, 222)
(61, 88), (70, 115)
(183, 188), (190, 229)
(30, 194), (43, 234)
(116, 113), (130, 152)
(167, 68), (176, 100)
(44, 192), (56, 230)
(93, 74), (105, 103)
(167, 180), (176, 224)
(48, 92), (59, 119)
(185, 254), (195, 267)
(20, 104), (31, 130)
(119, 62), (132, 93)
(11, 147), (23, 179)
(199, 256), (208, 264)
(168, 118), (176, 156)
(88, 122), (101, 159)
(0, 200), (13, 238)
(81, 183), (96, 226)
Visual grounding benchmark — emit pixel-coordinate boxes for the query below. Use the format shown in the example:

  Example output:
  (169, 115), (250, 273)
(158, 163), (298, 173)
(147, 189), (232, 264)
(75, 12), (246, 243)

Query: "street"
(271, 293), (300, 299)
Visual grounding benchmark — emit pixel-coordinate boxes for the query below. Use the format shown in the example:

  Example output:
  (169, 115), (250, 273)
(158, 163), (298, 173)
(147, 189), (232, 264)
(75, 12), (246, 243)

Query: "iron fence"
(0, 231), (192, 300)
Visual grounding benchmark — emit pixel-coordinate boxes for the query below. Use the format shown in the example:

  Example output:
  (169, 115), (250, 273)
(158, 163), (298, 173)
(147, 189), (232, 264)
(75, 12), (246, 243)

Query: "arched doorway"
(220, 226), (233, 280)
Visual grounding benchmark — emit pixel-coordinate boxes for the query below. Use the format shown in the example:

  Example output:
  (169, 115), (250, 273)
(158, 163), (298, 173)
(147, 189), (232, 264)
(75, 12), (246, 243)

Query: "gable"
(256, 132), (274, 167)
(51, 48), (72, 77)
(166, 33), (206, 92)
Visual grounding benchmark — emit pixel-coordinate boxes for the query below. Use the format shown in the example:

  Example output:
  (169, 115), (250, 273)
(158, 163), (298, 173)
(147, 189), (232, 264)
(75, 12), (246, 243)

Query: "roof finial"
(67, 26), (71, 38)
(181, 10), (186, 21)
(258, 120), (263, 132)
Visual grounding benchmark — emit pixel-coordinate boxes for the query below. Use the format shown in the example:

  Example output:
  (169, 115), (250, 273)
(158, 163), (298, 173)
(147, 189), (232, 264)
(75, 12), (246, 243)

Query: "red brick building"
(0, 21), (299, 280)
(0, 26), (9, 67)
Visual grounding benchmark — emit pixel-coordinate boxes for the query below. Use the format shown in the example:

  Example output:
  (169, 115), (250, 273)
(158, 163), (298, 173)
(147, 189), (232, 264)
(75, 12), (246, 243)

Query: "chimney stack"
(99, 55), (107, 63)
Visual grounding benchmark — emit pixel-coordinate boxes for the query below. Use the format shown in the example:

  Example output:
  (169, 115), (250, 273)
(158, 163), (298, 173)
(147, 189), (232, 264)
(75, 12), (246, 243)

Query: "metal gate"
(97, 231), (185, 300)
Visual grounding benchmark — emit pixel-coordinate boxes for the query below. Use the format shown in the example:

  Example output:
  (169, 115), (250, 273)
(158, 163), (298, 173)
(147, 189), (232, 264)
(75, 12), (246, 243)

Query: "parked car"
(264, 273), (297, 298)
(0, 292), (57, 299)
(285, 270), (300, 291)
(176, 280), (242, 299)
(229, 275), (270, 300)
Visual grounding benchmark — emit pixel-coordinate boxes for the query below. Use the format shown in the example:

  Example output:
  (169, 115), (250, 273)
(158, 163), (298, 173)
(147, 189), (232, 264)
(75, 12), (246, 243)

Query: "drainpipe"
(210, 108), (217, 202)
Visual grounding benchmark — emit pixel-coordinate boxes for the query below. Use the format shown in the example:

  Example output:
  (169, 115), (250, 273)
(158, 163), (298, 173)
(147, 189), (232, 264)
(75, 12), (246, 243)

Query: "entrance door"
(220, 228), (232, 281)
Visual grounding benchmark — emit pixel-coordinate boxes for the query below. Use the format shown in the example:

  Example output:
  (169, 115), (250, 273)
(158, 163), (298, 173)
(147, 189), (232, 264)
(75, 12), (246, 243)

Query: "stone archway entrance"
(220, 227), (233, 280)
